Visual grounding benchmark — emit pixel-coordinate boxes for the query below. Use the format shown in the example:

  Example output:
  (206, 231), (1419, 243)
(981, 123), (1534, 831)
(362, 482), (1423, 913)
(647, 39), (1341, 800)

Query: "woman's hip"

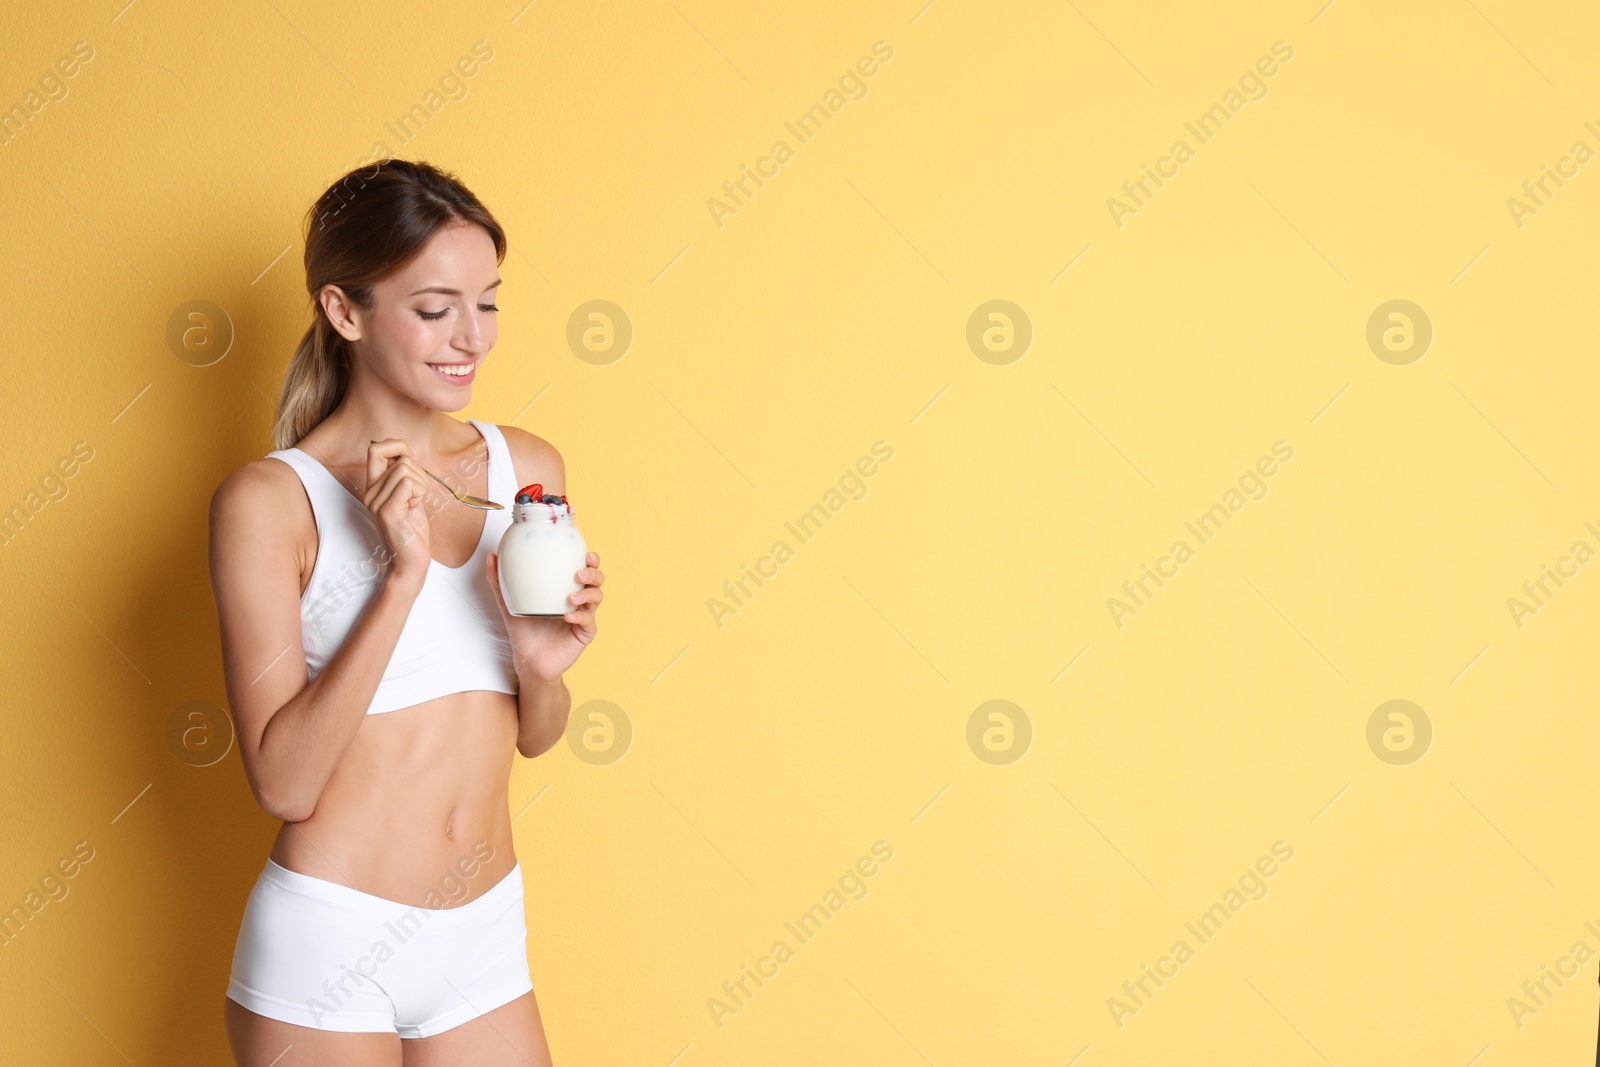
(226, 853), (530, 1036)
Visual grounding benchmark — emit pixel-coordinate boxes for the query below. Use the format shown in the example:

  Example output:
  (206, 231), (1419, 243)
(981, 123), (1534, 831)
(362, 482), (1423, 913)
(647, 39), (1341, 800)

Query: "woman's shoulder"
(207, 452), (316, 625)
(488, 423), (565, 493)
(209, 452), (313, 541)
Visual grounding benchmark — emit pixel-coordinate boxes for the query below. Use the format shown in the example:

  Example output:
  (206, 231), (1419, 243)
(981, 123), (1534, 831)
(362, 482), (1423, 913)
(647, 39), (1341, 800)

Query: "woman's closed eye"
(419, 302), (499, 319)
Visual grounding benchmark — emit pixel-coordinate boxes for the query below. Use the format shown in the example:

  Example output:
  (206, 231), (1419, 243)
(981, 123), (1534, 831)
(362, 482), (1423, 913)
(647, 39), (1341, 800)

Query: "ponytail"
(273, 314), (352, 451)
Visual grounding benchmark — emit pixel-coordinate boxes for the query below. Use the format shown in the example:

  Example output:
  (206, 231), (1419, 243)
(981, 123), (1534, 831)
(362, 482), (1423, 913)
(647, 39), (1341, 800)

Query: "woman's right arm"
(208, 444), (431, 823)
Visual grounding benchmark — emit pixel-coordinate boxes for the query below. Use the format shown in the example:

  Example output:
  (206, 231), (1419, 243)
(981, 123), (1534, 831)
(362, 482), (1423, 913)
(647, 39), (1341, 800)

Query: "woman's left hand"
(486, 550), (604, 683)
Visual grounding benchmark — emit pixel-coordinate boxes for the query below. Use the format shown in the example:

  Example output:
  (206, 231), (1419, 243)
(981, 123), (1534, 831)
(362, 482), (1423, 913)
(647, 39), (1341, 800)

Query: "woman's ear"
(319, 284), (364, 343)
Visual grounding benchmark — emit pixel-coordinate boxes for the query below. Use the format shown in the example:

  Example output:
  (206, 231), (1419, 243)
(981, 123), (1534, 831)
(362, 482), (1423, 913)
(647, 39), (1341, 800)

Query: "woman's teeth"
(429, 361), (477, 380)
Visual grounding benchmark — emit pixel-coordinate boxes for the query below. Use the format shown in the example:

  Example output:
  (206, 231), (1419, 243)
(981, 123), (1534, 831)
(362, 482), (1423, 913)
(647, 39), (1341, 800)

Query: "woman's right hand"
(363, 439), (433, 593)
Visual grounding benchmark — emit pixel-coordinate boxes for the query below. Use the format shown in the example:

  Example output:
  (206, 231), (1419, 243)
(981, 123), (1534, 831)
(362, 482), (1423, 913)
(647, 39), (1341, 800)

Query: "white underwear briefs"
(226, 856), (533, 1038)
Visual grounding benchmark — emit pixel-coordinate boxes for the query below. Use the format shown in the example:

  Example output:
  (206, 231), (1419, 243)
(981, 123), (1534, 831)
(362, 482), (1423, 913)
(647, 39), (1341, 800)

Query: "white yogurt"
(496, 489), (587, 617)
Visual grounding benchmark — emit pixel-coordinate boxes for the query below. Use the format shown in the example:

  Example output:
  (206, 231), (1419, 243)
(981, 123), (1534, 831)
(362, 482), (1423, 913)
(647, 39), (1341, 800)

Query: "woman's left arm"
(487, 428), (603, 758)
(487, 549), (604, 758)
(514, 672), (572, 758)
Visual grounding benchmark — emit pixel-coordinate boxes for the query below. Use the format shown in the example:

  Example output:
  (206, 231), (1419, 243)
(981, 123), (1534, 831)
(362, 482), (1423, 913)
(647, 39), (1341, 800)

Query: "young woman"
(209, 159), (601, 1065)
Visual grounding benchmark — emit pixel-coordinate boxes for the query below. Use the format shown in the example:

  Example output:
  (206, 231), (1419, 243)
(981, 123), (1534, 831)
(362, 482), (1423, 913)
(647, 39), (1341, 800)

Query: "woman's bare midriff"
(267, 688), (522, 911)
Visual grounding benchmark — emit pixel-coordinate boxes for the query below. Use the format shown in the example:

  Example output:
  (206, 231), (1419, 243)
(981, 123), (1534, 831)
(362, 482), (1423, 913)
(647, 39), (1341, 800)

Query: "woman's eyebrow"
(408, 278), (504, 296)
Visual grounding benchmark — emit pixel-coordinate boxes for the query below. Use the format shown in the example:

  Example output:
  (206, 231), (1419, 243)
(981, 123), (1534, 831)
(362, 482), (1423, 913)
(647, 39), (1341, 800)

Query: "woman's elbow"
(245, 765), (314, 823)
(517, 721), (567, 760)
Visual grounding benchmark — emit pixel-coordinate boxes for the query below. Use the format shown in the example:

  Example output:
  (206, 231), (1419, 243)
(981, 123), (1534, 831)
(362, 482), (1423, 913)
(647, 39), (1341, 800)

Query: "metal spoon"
(370, 440), (504, 510)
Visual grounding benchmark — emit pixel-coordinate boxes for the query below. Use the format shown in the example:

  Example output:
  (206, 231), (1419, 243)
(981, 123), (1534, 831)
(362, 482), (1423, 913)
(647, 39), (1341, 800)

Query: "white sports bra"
(265, 418), (519, 715)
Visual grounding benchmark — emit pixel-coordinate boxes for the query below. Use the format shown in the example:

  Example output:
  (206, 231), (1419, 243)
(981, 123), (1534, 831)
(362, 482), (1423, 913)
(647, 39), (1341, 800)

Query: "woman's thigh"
(224, 996), (401, 1067)
(400, 990), (553, 1067)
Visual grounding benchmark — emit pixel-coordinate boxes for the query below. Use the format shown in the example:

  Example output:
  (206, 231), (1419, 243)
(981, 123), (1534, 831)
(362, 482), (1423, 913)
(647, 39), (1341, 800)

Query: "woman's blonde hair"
(273, 159), (507, 450)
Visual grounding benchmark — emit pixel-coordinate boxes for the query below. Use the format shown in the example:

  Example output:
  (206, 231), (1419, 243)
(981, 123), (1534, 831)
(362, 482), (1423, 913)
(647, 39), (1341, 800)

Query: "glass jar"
(496, 483), (588, 617)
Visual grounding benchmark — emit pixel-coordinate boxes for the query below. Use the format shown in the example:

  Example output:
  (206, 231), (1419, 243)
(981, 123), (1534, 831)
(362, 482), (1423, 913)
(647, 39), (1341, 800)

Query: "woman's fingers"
(365, 438), (415, 496)
(373, 471), (427, 521)
(370, 464), (431, 580)
(370, 455), (434, 518)
(363, 441), (433, 513)
(486, 553), (510, 616)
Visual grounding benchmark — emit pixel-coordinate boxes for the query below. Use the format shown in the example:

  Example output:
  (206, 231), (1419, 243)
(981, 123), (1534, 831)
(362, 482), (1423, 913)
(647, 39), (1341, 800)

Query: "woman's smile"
(428, 358), (479, 384)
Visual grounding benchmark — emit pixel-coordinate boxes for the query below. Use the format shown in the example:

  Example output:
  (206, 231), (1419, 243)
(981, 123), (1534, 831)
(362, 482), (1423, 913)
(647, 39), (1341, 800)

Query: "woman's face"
(328, 220), (501, 411)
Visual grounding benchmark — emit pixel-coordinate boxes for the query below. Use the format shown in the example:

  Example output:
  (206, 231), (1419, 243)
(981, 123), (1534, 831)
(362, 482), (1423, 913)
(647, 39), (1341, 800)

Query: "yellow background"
(3, 0), (1599, 1063)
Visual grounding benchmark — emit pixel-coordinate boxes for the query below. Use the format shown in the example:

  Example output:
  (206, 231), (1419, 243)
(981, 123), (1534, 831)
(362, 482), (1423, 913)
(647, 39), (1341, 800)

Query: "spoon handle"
(368, 440), (501, 509)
